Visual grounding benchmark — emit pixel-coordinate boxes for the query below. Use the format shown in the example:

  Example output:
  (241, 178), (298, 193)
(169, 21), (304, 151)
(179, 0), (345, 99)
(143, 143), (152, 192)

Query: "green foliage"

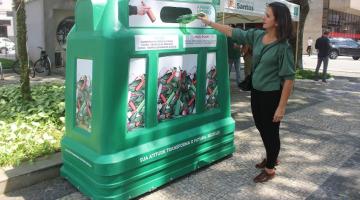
(295, 69), (332, 80)
(0, 58), (16, 69)
(0, 83), (65, 167)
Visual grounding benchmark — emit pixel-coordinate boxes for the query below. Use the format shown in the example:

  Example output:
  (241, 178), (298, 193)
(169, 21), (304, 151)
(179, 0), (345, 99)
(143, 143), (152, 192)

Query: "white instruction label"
(184, 34), (217, 48)
(135, 35), (179, 51)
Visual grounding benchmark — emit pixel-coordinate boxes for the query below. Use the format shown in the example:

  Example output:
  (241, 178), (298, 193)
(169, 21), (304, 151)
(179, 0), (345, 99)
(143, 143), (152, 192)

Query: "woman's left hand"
(273, 106), (286, 122)
(198, 14), (210, 26)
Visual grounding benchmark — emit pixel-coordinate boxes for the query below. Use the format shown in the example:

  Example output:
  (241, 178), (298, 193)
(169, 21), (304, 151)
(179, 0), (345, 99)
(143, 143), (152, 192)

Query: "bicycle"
(12, 59), (35, 78)
(33, 47), (51, 76)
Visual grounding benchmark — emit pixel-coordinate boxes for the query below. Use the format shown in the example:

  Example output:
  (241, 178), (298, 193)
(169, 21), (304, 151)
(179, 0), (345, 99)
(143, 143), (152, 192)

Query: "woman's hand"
(273, 106), (286, 122)
(198, 15), (211, 26)
(273, 80), (293, 123)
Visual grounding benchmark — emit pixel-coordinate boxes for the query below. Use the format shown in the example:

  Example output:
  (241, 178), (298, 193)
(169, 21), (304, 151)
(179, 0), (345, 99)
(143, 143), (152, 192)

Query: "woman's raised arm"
(198, 16), (233, 37)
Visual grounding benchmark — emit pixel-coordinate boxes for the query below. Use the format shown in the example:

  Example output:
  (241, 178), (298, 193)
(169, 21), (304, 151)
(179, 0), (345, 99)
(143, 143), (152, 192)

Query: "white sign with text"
(184, 34), (217, 48)
(135, 35), (179, 51)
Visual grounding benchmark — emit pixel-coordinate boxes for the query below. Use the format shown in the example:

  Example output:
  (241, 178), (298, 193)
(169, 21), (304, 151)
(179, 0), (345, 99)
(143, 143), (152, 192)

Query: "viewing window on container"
(127, 58), (147, 131)
(157, 54), (198, 121)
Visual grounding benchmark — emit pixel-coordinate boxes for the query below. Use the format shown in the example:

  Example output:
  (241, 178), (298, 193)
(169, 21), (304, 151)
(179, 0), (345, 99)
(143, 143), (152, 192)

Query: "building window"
(56, 16), (75, 49)
(327, 9), (360, 34)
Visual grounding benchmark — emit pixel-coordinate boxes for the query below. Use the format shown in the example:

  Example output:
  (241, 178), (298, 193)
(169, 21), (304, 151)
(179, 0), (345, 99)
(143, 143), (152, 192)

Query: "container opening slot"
(160, 7), (192, 23)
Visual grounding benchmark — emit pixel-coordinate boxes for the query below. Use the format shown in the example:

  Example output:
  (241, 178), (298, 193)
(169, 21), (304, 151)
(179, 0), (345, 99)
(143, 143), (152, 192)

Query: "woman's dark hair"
(268, 2), (293, 42)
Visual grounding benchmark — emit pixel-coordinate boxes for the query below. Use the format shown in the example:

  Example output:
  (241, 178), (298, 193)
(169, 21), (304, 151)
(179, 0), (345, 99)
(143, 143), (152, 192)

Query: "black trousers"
(315, 56), (329, 82)
(251, 88), (281, 169)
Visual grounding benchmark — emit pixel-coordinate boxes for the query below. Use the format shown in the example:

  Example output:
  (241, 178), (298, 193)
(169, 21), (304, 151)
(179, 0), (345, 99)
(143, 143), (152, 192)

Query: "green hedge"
(0, 58), (16, 69)
(296, 69), (331, 80)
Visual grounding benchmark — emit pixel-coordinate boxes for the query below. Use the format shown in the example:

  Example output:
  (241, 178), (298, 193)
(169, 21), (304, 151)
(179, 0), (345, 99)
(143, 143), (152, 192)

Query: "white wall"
(0, 0), (12, 9)
(350, 0), (360, 10)
(303, 0), (324, 54)
(44, 0), (74, 67)
(21, 0), (74, 65)
(25, 0), (45, 62)
(0, 0), (15, 39)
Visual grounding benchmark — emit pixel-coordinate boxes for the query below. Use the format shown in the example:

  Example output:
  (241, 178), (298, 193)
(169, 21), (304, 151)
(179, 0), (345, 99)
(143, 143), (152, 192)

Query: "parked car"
(329, 37), (360, 60)
(0, 37), (15, 54)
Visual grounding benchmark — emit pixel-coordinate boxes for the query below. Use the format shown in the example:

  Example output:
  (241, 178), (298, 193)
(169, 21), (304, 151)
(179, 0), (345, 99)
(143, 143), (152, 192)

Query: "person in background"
(242, 44), (252, 78)
(238, 44), (253, 91)
(227, 24), (242, 87)
(198, 1), (295, 183)
(314, 31), (331, 83)
(306, 36), (313, 56)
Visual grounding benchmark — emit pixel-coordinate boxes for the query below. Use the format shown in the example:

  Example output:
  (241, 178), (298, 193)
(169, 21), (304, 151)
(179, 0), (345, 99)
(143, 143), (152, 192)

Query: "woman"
(199, 2), (295, 183)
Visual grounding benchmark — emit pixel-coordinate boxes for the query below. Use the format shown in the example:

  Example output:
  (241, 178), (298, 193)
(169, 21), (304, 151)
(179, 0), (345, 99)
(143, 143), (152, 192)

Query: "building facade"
(25, 0), (75, 66)
(0, 0), (14, 40)
(303, 0), (360, 53)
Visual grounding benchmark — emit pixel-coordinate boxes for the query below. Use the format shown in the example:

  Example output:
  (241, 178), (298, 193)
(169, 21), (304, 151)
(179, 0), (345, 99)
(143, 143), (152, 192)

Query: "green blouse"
(232, 28), (295, 91)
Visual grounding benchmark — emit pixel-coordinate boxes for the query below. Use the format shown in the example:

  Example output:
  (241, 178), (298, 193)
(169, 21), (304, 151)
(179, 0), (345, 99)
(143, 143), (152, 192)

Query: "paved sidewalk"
(1, 78), (359, 200)
(0, 73), (64, 86)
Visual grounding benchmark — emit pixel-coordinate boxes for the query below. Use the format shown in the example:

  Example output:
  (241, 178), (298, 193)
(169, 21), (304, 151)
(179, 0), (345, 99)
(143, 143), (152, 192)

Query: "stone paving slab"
(285, 98), (360, 135)
(56, 191), (88, 200)
(294, 79), (348, 91)
(306, 149), (360, 200)
(0, 177), (77, 200)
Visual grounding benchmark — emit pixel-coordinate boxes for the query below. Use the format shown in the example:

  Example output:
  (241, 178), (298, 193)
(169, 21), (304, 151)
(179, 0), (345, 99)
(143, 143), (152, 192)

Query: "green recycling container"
(61, 0), (235, 199)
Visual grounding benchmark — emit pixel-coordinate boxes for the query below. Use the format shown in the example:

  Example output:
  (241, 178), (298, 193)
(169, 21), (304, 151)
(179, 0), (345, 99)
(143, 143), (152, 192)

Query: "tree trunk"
(14, 0), (31, 100)
(289, 0), (310, 69)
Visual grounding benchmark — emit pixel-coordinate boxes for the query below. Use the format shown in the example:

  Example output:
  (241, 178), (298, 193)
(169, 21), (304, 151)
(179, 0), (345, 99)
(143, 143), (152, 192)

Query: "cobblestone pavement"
(1, 78), (359, 200)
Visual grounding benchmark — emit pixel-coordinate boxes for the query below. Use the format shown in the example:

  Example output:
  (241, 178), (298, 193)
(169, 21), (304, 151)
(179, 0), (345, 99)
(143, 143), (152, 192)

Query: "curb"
(0, 152), (62, 194)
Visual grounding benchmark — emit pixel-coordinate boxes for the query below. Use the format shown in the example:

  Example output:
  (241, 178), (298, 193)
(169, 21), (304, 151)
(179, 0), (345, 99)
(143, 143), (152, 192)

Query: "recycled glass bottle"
(176, 12), (206, 24)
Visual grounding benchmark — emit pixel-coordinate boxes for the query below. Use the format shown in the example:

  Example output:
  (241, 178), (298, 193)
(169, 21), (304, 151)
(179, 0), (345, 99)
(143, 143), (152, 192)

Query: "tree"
(13, 0), (31, 100)
(289, 0), (310, 69)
